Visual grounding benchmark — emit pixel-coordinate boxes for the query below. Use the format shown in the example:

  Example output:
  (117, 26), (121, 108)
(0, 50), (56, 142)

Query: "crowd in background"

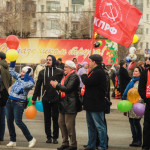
(0, 52), (150, 150)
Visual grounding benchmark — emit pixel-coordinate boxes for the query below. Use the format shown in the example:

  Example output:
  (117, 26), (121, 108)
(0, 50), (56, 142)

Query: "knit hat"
(89, 54), (103, 62)
(82, 62), (88, 66)
(0, 52), (6, 60)
(22, 66), (33, 76)
(65, 60), (76, 69)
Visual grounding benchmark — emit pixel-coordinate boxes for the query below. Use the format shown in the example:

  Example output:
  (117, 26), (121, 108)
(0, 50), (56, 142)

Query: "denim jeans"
(129, 118), (142, 143)
(0, 106), (5, 140)
(6, 99), (33, 142)
(86, 111), (107, 150)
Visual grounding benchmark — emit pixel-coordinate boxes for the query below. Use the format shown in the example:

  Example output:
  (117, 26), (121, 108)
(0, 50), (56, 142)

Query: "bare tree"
(0, 0), (36, 38)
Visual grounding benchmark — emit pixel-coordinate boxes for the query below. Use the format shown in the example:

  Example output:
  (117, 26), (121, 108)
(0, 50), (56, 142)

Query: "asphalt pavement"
(0, 93), (143, 150)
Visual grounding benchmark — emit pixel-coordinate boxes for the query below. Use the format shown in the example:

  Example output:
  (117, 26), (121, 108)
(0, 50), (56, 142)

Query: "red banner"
(93, 0), (142, 47)
(0, 39), (118, 65)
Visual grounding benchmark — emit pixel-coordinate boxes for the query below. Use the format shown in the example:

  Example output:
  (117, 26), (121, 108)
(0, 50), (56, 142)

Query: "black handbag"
(105, 97), (112, 106)
(104, 97), (112, 114)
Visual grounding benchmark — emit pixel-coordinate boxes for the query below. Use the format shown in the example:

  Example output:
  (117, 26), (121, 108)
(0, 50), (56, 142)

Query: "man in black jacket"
(32, 55), (63, 144)
(119, 60), (131, 97)
(138, 65), (150, 150)
(81, 54), (107, 150)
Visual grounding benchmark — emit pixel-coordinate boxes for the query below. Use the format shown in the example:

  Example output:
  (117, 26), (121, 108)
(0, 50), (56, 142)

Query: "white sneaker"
(28, 137), (36, 148)
(6, 141), (16, 147)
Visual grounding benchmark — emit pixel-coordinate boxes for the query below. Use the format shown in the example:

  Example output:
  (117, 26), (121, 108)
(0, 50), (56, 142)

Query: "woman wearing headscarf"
(122, 66), (143, 147)
(50, 60), (82, 150)
(78, 62), (88, 89)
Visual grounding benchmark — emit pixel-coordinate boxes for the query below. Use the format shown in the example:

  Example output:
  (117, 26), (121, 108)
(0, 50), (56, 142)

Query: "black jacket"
(57, 63), (64, 70)
(56, 72), (82, 114)
(33, 66), (63, 102)
(81, 66), (107, 112)
(119, 67), (131, 96)
(138, 69), (150, 106)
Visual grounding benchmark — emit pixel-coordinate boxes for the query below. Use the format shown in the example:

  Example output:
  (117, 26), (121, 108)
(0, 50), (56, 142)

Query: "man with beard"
(32, 55), (64, 144)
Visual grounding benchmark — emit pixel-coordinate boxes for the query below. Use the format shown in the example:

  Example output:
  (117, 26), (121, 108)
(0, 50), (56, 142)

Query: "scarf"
(60, 70), (76, 98)
(122, 76), (140, 100)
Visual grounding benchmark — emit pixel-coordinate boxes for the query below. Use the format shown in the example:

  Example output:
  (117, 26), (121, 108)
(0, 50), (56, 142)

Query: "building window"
(46, 1), (60, 11)
(147, 0), (149, 7)
(72, 4), (83, 13)
(41, 22), (44, 30)
(6, 2), (11, 11)
(47, 20), (60, 30)
(65, 24), (68, 31)
(140, 42), (143, 49)
(147, 14), (149, 21)
(72, 0), (84, 5)
(146, 28), (149, 35)
(34, 22), (37, 29)
(146, 42), (149, 49)
(72, 24), (78, 30)
(41, 5), (44, 11)
(32, 13), (36, 18)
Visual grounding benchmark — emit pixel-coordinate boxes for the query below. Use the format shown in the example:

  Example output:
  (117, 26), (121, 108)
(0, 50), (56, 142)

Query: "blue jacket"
(9, 62), (34, 102)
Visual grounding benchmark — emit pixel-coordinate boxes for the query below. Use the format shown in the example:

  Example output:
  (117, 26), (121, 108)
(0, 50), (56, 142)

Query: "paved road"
(0, 98), (143, 150)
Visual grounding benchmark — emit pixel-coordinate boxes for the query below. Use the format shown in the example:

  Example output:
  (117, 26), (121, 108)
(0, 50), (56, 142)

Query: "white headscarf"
(65, 60), (76, 69)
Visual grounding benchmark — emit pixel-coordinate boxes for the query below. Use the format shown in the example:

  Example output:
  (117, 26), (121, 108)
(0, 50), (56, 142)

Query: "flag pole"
(90, 0), (98, 55)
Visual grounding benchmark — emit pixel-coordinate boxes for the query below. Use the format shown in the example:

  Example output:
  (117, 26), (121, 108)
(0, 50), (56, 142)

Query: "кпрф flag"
(93, 0), (142, 47)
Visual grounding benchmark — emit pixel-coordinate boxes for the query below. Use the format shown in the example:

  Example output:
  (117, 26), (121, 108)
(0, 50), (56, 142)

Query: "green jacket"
(0, 60), (11, 92)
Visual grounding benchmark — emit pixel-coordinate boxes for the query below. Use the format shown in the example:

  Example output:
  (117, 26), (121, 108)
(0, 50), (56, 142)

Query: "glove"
(10, 61), (16, 68)
(27, 68), (31, 74)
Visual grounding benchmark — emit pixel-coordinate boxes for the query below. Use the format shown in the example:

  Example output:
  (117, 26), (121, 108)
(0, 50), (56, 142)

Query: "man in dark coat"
(32, 55), (63, 144)
(57, 58), (64, 70)
(119, 60), (131, 97)
(0, 52), (11, 141)
(138, 64), (150, 150)
(81, 54), (107, 150)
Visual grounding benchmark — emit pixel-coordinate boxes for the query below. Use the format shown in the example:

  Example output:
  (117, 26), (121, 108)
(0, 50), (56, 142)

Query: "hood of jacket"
(0, 60), (8, 69)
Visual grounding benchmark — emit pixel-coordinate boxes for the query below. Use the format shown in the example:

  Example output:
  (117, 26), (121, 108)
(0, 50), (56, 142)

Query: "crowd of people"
(0, 51), (150, 150)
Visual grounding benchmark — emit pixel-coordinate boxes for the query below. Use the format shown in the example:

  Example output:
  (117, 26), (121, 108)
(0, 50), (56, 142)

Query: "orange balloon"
(127, 88), (140, 104)
(25, 106), (37, 119)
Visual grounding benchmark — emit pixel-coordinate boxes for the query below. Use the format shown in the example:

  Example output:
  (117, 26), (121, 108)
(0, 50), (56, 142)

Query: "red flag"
(93, 0), (142, 47)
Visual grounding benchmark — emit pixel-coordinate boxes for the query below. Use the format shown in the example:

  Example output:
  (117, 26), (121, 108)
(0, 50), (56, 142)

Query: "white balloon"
(129, 47), (136, 54)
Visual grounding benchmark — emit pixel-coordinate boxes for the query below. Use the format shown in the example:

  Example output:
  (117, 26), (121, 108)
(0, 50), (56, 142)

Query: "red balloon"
(6, 35), (19, 50)
(128, 61), (135, 70)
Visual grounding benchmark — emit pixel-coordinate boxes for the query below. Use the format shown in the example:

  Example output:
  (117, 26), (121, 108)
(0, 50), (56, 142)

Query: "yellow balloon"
(132, 35), (139, 43)
(6, 49), (19, 61)
(94, 32), (98, 39)
(127, 88), (140, 104)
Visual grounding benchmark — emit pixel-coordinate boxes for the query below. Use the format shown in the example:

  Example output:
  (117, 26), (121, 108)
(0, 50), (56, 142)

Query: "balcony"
(71, 14), (80, 22)
(72, 0), (84, 5)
